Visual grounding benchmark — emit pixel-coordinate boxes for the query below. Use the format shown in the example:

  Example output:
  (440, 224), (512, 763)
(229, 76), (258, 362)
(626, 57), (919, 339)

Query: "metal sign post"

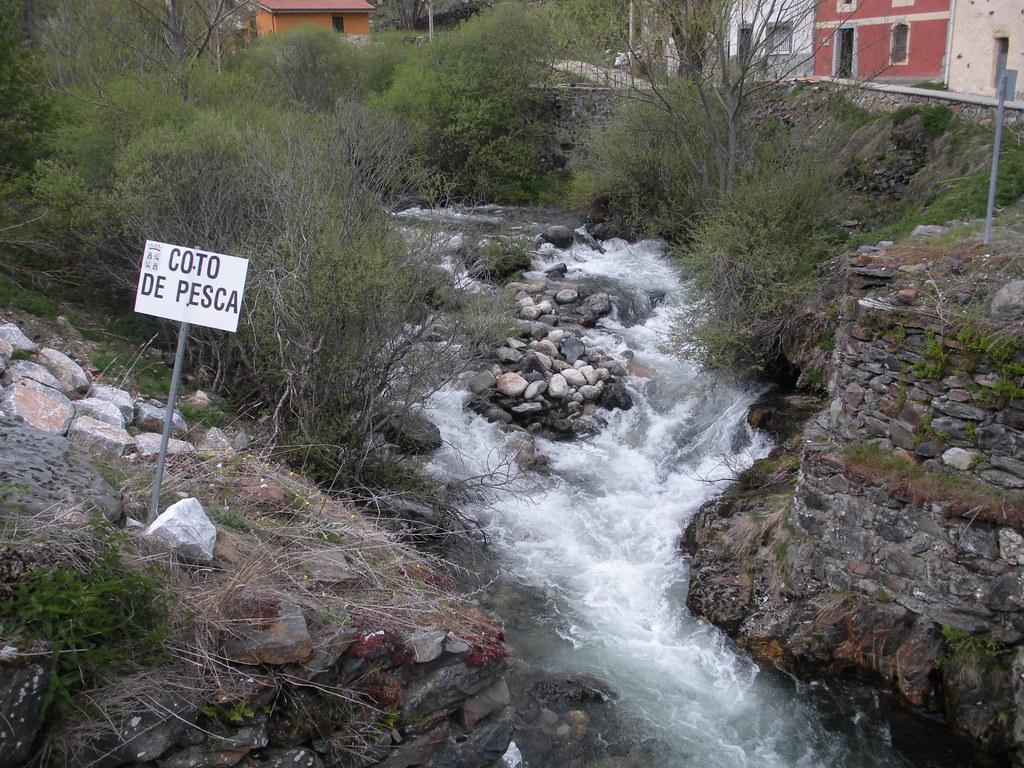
(984, 69), (1018, 245)
(134, 240), (249, 524)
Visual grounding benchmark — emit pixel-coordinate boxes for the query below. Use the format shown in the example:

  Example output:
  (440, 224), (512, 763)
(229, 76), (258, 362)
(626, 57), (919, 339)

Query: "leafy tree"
(0, 0), (51, 176)
(383, 3), (552, 200)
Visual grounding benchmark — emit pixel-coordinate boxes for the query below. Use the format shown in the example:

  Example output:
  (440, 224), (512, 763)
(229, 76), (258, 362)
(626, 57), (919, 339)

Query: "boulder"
(382, 411), (443, 454)
(0, 649), (52, 768)
(65, 696), (198, 768)
(145, 497), (217, 563)
(0, 323), (36, 353)
(401, 659), (507, 720)
(519, 351), (551, 376)
(68, 416), (134, 459)
(73, 397), (125, 428)
(540, 225), (574, 249)
(223, 601), (313, 666)
(600, 381), (634, 411)
(579, 293), (613, 326)
(198, 427), (232, 453)
(496, 372), (529, 397)
(496, 347), (524, 365)
(555, 289), (578, 304)
(89, 384), (135, 422)
(37, 347), (90, 395)
(134, 400), (188, 436)
(1, 360), (62, 392)
(941, 447), (978, 471)
(0, 381), (73, 434)
(547, 374), (569, 399)
(990, 280), (1024, 321)
(579, 365), (598, 385)
(910, 224), (947, 238)
(579, 384), (602, 401)
(545, 262), (568, 279)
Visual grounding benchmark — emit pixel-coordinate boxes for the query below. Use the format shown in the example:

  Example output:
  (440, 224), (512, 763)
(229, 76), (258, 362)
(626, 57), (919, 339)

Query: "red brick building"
(813, 0), (951, 83)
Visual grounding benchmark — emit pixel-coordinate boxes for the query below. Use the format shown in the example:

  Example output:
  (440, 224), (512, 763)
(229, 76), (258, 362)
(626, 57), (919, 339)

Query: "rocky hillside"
(685, 215), (1024, 763)
(0, 317), (518, 768)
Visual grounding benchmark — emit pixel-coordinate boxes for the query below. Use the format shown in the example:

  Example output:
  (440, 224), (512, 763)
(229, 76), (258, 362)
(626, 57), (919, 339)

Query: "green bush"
(0, 532), (170, 721)
(381, 4), (552, 200)
(671, 152), (841, 376)
(478, 239), (532, 281)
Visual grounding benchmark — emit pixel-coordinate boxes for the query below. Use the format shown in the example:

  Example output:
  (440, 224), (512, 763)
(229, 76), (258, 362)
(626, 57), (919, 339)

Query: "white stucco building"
(728, 0), (817, 78)
(947, 0), (1024, 98)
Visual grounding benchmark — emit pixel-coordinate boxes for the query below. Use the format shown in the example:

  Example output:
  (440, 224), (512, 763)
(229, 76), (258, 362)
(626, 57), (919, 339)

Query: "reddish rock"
(0, 381), (73, 434)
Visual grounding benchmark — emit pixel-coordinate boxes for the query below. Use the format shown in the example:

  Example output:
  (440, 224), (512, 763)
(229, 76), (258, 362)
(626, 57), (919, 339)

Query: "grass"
(0, 271), (60, 317)
(841, 442), (1024, 529)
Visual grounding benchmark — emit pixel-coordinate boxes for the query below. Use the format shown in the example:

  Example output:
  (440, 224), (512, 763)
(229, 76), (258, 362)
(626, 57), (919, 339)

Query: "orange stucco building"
(255, 0), (373, 37)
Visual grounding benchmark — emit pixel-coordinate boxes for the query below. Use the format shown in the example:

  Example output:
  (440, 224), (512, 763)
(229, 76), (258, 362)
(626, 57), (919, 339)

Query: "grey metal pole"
(984, 71), (1009, 245)
(147, 320), (190, 524)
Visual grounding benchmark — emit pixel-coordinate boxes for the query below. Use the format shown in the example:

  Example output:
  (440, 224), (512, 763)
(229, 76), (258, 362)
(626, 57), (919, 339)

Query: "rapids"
(407, 206), (969, 768)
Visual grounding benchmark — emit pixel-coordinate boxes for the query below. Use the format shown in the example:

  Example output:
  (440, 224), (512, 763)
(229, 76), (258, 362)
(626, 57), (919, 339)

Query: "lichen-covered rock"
(38, 347), (90, 395)
(64, 696), (198, 768)
(145, 497), (217, 564)
(0, 648), (51, 768)
(0, 380), (73, 434)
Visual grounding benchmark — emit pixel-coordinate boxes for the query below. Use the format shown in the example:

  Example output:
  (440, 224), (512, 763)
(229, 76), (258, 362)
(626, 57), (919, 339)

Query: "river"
(397, 206), (971, 768)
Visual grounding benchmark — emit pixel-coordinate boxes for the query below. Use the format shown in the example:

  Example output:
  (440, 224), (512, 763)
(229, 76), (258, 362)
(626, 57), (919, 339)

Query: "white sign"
(134, 241), (249, 332)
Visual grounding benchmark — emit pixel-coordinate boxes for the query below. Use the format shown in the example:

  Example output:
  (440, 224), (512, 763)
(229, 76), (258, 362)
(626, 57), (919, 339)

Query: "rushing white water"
(420, 210), (938, 768)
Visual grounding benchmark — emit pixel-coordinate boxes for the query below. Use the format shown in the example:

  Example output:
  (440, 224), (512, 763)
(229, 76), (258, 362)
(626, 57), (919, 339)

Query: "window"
(767, 23), (793, 55)
(891, 24), (908, 64)
(332, 15), (345, 33)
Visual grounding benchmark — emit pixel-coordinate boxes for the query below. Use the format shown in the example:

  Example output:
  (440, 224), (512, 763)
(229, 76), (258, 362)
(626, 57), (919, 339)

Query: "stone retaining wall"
(829, 80), (1024, 128)
(539, 86), (623, 169)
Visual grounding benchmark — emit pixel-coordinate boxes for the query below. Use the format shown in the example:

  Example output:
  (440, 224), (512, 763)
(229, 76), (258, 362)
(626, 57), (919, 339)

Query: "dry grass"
(841, 442), (1024, 530)
(4, 445), (500, 765)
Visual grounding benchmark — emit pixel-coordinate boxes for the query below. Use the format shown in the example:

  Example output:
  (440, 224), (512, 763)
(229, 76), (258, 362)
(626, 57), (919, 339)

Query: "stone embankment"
(0, 318), (519, 768)
(685, 225), (1024, 762)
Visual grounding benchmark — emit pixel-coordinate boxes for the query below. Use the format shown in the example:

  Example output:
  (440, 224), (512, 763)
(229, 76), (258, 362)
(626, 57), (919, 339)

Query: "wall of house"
(814, 0), (951, 81)
(254, 10), (370, 36)
(728, 0), (818, 77)
(947, 1), (1024, 98)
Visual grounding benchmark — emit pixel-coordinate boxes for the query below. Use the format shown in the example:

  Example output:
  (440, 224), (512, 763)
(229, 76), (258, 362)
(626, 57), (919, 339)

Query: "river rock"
(497, 372), (529, 397)
(511, 402), (544, 414)
(37, 347), (90, 395)
(579, 365), (598, 385)
(135, 400), (188, 436)
(524, 381), (547, 400)
(0, 648), (52, 768)
(555, 289), (578, 304)
(146, 497), (217, 563)
(536, 300), (554, 315)
(545, 329), (566, 344)
(561, 367), (586, 388)
(548, 374), (569, 399)
(545, 263), (568, 279)
(68, 416), (134, 459)
(534, 340), (559, 358)
(990, 280), (1024, 321)
(562, 337), (586, 364)
(485, 406), (514, 424)
(382, 411), (443, 454)
(72, 397), (125, 428)
(135, 432), (195, 457)
(0, 323), (36, 353)
(541, 226), (574, 249)
(2, 360), (62, 392)
(0, 381), (73, 434)
(89, 383), (135, 421)
(579, 384), (602, 401)
(520, 351), (552, 375)
(519, 305), (541, 321)
(223, 600), (313, 666)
